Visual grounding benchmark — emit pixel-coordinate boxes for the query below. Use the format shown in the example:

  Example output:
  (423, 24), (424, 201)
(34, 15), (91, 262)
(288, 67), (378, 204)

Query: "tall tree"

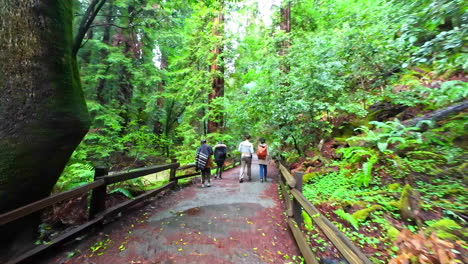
(0, 0), (90, 258)
(208, 10), (225, 133)
(279, 0), (291, 73)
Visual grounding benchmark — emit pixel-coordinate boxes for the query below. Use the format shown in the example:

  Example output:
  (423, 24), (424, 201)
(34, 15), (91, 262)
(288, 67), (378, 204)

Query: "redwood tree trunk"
(0, 1), (90, 258)
(207, 11), (225, 133)
(97, 0), (114, 104)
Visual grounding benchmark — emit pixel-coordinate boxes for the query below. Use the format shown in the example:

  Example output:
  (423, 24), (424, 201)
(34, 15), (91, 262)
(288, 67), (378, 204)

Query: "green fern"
(335, 209), (359, 230)
(55, 163), (94, 192)
(109, 187), (134, 199)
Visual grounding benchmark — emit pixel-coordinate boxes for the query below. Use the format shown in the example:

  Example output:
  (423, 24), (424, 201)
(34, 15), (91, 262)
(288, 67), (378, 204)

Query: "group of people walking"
(195, 135), (270, 187)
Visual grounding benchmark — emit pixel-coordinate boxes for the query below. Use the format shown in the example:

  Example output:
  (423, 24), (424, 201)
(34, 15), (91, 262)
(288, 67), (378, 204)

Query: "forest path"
(40, 159), (300, 264)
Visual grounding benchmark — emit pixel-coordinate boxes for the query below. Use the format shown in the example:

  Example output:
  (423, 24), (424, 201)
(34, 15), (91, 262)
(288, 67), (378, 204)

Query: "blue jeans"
(259, 164), (267, 180)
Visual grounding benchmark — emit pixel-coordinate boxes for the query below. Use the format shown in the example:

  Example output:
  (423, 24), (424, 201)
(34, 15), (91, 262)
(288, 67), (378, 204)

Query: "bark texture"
(0, 0), (90, 257)
(208, 11), (225, 133)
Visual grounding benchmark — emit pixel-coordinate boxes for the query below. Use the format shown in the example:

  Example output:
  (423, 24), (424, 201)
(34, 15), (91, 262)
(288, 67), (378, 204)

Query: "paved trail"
(41, 158), (300, 264)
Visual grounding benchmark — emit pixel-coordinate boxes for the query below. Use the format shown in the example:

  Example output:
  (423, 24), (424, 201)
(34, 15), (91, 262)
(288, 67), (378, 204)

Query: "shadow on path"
(39, 158), (300, 264)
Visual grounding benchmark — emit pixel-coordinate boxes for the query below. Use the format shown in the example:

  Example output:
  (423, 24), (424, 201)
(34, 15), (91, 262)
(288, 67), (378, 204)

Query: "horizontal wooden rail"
(5, 159), (242, 263)
(279, 163), (296, 188)
(103, 163), (179, 184)
(225, 159), (240, 170)
(0, 180), (105, 226)
(7, 215), (105, 264)
(177, 164), (196, 170)
(101, 181), (175, 219)
(173, 171), (201, 181)
(290, 189), (371, 264)
(8, 182), (175, 264)
(278, 163), (372, 264)
(287, 218), (319, 264)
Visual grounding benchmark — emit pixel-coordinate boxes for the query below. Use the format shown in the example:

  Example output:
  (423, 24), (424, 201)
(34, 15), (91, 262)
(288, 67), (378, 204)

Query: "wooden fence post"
(169, 160), (179, 188)
(89, 167), (108, 220)
(292, 171), (304, 227)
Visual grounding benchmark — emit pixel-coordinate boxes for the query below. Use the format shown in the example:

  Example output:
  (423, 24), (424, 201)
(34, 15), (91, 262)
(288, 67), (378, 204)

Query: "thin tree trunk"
(154, 53), (168, 135)
(279, 0), (291, 74)
(0, 1), (90, 259)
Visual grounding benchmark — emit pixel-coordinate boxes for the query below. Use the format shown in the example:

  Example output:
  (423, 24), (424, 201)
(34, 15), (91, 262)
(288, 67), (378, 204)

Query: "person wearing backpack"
(238, 135), (254, 183)
(213, 141), (227, 179)
(257, 138), (270, 182)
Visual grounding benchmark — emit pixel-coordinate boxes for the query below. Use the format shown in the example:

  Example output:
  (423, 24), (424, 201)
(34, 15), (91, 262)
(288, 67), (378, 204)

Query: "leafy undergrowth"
(291, 81), (467, 263)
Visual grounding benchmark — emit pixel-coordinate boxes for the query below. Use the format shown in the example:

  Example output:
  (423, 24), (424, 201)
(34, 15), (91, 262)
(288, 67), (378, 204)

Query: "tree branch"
(73, 0), (107, 56)
(89, 23), (132, 29)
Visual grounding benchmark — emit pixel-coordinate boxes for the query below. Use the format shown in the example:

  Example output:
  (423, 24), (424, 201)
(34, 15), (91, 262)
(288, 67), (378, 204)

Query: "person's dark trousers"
(201, 168), (211, 185)
(239, 156), (252, 181)
(215, 161), (224, 179)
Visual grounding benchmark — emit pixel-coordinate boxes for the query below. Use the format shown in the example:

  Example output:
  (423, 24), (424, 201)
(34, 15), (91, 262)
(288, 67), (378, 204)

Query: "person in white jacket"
(238, 135), (254, 183)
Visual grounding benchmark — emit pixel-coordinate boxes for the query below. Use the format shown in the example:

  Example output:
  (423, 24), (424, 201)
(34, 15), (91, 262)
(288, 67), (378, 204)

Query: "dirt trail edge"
(39, 158), (301, 264)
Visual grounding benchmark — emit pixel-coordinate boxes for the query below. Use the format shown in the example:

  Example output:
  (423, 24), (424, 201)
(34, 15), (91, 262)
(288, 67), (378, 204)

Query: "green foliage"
(334, 209), (360, 230)
(348, 119), (427, 152)
(416, 176), (468, 213)
(109, 187), (134, 199)
(302, 210), (314, 231)
(398, 0), (468, 72)
(302, 170), (355, 203)
(54, 163), (94, 193)
(338, 147), (379, 187)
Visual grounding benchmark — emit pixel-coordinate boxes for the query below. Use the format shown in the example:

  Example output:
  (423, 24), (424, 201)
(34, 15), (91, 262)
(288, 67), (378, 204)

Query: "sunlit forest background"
(47, 0), (467, 262)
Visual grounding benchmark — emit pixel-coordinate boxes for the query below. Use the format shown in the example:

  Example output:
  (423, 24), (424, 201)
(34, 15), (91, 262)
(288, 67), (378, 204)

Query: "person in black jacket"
(196, 139), (214, 187)
(213, 141), (227, 179)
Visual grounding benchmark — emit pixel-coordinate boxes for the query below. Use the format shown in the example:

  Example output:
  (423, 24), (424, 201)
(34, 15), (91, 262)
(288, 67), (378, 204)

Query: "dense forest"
(1, 0), (466, 263)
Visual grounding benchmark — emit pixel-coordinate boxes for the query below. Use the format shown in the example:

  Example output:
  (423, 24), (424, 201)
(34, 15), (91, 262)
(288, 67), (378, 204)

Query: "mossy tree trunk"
(0, 0), (90, 257)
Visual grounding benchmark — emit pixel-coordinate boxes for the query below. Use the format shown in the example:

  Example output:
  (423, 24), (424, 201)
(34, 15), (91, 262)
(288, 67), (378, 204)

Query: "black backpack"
(214, 146), (227, 161)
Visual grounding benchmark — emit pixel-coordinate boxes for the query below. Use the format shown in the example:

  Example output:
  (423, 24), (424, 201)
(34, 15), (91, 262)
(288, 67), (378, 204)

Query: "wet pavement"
(38, 158), (300, 264)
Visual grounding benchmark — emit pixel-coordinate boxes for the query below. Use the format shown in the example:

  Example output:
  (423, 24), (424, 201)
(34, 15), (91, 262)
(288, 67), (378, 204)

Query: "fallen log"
(403, 100), (468, 129)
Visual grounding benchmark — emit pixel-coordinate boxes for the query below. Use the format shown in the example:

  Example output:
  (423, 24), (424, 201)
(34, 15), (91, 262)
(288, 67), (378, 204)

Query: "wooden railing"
(1, 159), (239, 264)
(277, 162), (372, 264)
